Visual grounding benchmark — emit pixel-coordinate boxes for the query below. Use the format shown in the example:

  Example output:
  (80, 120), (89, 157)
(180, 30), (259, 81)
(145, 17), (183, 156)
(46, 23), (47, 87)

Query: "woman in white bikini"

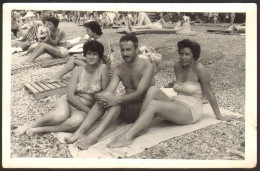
(47, 20), (112, 83)
(108, 39), (238, 148)
(15, 40), (110, 136)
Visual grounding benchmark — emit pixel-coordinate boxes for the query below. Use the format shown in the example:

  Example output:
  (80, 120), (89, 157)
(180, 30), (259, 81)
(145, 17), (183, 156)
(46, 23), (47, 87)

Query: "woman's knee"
(146, 100), (159, 113)
(51, 113), (68, 124)
(66, 115), (85, 128)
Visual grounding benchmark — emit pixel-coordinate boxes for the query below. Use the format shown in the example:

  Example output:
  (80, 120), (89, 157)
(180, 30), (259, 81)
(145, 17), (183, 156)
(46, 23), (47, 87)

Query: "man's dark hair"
(177, 39), (201, 61)
(119, 33), (138, 48)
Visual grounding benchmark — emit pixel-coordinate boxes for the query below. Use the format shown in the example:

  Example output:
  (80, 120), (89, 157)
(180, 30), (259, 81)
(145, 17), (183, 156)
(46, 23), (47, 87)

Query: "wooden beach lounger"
(24, 75), (71, 99)
(11, 57), (71, 75)
(117, 28), (176, 35)
(207, 29), (239, 35)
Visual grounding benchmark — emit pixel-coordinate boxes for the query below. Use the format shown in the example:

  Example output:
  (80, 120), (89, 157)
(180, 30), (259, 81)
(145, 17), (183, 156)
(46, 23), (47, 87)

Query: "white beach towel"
(52, 88), (243, 158)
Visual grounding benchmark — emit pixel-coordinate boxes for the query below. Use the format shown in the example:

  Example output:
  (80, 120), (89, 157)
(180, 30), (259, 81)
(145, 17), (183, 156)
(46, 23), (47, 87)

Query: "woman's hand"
(217, 114), (238, 121)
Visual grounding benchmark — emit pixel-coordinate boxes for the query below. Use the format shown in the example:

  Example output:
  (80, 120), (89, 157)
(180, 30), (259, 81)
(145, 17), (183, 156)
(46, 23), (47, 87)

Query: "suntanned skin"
(22, 20), (67, 64)
(64, 39), (155, 150)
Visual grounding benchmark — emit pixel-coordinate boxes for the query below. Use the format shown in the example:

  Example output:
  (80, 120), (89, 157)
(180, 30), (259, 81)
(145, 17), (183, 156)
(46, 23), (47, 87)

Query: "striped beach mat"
(24, 76), (71, 99)
(11, 57), (71, 75)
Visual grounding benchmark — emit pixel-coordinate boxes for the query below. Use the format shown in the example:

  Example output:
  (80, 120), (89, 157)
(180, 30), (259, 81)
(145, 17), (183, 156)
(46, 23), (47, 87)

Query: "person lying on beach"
(22, 16), (69, 64)
(64, 34), (155, 150)
(14, 40), (110, 136)
(46, 21), (111, 83)
(121, 12), (179, 33)
(107, 39), (238, 148)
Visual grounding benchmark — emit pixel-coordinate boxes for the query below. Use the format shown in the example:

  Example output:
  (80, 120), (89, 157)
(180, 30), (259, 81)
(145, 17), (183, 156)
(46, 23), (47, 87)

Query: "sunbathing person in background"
(108, 39), (238, 148)
(14, 41), (110, 136)
(46, 21), (112, 83)
(22, 16), (69, 64)
(122, 12), (180, 33)
(64, 34), (155, 149)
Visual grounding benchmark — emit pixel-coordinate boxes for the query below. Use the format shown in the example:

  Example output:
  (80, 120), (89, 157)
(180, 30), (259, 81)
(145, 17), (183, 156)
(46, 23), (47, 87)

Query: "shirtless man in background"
(65, 34), (155, 150)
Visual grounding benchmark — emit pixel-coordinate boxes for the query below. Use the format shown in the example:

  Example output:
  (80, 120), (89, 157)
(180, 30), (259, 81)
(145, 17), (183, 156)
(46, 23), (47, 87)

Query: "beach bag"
(138, 46), (162, 72)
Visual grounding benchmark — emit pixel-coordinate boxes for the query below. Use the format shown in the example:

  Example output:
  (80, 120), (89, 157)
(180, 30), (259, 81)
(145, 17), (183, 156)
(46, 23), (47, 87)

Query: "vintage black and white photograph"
(3, 3), (257, 168)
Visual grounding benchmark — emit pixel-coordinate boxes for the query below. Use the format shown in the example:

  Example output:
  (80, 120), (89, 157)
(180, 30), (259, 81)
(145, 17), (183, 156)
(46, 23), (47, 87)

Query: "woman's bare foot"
(21, 51), (29, 56)
(44, 77), (62, 83)
(14, 125), (31, 136)
(75, 136), (98, 150)
(107, 135), (133, 148)
(21, 59), (34, 65)
(64, 131), (83, 144)
(26, 127), (44, 136)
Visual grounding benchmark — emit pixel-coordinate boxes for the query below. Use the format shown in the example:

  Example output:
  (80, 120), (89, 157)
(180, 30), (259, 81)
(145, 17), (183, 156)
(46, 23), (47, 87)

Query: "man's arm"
(99, 62), (154, 107)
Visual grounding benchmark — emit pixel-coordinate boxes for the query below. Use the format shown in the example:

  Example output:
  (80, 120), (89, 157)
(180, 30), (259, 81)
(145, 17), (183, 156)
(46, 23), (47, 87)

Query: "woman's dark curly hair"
(84, 21), (103, 36)
(46, 16), (59, 28)
(83, 40), (104, 60)
(177, 39), (201, 61)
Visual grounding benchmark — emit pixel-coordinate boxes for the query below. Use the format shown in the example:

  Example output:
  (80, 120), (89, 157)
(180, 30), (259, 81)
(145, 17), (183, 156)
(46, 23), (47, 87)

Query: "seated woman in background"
(22, 16), (69, 64)
(46, 21), (111, 83)
(14, 40), (110, 136)
(21, 15), (50, 55)
(108, 39), (237, 148)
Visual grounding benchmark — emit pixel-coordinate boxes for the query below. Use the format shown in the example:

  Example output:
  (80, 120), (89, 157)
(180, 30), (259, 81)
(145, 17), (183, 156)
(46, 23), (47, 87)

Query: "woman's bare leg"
(108, 100), (193, 148)
(64, 102), (106, 143)
(137, 12), (152, 26)
(26, 110), (86, 135)
(23, 42), (61, 63)
(14, 97), (70, 136)
(140, 86), (172, 114)
(47, 58), (87, 83)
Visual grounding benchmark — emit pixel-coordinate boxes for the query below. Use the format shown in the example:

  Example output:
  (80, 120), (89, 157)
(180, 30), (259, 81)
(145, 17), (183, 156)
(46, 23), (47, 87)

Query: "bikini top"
(173, 81), (203, 99)
(76, 68), (102, 95)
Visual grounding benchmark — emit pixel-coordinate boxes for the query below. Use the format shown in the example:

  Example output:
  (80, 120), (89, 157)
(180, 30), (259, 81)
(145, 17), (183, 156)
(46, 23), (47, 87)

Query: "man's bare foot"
(107, 135), (133, 148)
(26, 127), (44, 136)
(75, 136), (97, 150)
(14, 125), (31, 136)
(64, 131), (83, 144)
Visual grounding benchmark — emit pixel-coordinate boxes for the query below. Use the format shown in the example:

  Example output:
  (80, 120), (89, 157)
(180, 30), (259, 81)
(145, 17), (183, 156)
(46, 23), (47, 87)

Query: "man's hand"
(96, 91), (119, 108)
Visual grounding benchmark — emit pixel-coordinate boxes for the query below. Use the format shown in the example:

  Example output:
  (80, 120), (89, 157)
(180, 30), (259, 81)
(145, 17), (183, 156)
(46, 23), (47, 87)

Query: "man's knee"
(147, 86), (160, 96)
(107, 105), (122, 115)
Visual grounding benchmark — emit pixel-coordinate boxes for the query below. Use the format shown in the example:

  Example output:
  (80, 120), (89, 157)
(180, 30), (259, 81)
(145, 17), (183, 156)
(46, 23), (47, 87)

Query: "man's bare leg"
(108, 100), (192, 148)
(64, 102), (106, 143)
(75, 105), (122, 150)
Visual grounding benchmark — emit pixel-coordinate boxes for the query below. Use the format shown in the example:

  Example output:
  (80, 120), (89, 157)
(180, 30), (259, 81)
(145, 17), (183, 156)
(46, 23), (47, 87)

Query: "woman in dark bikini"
(15, 40), (110, 136)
